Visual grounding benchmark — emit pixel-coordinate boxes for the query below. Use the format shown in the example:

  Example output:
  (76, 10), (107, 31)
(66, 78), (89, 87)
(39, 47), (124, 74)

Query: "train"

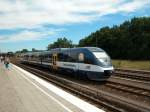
(19, 47), (114, 80)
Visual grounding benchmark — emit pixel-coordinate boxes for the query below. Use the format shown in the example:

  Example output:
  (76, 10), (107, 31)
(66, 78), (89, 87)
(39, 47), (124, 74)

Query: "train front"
(87, 47), (114, 80)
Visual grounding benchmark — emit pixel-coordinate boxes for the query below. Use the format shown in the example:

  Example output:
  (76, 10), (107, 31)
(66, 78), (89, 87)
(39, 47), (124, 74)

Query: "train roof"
(22, 47), (104, 56)
(51, 47), (104, 52)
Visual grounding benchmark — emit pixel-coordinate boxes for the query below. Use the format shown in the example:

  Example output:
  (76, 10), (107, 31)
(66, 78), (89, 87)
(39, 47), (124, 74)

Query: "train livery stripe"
(22, 60), (113, 72)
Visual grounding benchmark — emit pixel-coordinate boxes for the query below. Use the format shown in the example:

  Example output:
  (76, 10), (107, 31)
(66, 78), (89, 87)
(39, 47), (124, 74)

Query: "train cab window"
(78, 53), (84, 63)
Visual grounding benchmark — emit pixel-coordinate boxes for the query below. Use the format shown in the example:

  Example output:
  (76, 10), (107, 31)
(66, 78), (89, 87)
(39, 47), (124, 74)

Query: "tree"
(47, 37), (73, 50)
(21, 49), (28, 53)
(32, 48), (38, 52)
(15, 51), (21, 54)
(78, 17), (150, 60)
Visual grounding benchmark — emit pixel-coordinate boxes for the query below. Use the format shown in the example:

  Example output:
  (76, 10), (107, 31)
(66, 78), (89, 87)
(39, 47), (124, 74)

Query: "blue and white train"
(20, 47), (114, 80)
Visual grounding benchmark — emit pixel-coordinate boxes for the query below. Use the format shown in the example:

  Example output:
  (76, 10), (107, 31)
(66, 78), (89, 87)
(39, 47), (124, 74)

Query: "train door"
(52, 53), (58, 70)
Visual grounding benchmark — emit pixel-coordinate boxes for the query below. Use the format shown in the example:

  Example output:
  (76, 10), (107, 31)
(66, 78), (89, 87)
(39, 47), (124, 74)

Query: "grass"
(112, 60), (150, 71)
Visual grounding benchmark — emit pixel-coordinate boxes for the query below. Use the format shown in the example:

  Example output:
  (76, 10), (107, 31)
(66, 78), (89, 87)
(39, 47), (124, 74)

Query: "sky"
(0, 0), (150, 52)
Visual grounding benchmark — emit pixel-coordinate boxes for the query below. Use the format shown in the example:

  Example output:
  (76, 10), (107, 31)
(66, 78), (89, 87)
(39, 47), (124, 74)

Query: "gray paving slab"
(0, 62), (85, 112)
(13, 66), (84, 112)
(0, 63), (27, 112)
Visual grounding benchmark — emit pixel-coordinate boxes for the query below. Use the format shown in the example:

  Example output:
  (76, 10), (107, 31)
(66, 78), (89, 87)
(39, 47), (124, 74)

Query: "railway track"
(106, 80), (150, 98)
(116, 68), (150, 75)
(114, 68), (150, 82)
(12, 62), (150, 112)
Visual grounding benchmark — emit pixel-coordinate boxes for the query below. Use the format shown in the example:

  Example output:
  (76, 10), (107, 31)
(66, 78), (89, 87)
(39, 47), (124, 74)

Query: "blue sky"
(0, 0), (150, 52)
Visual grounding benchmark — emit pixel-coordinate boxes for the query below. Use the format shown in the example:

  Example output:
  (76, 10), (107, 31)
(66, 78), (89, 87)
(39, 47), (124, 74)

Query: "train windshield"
(93, 52), (108, 58)
(93, 52), (111, 65)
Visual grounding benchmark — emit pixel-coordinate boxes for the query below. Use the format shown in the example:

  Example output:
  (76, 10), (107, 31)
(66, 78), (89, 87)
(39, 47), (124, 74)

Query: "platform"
(0, 62), (104, 112)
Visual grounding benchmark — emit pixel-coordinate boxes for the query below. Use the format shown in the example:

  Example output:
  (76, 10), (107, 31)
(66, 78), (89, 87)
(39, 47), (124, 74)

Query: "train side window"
(31, 55), (33, 59)
(78, 53), (84, 63)
(46, 54), (49, 58)
(84, 53), (93, 64)
(68, 50), (74, 62)
(48, 54), (52, 61)
(70, 50), (78, 62)
(58, 53), (64, 61)
(39, 55), (42, 59)
(49, 54), (52, 61)
(63, 51), (69, 62)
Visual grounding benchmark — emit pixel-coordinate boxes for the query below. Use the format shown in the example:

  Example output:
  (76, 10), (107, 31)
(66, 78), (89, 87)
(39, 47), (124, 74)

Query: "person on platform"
(0, 56), (3, 62)
(4, 57), (10, 69)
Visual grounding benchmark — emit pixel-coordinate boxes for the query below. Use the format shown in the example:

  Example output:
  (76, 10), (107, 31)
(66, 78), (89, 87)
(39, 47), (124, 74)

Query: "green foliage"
(79, 17), (150, 60)
(16, 49), (28, 54)
(47, 37), (73, 50)
(21, 49), (28, 53)
(32, 48), (39, 52)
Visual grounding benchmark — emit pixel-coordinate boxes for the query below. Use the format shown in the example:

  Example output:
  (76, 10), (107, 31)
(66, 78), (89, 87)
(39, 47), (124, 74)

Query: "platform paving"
(0, 62), (104, 112)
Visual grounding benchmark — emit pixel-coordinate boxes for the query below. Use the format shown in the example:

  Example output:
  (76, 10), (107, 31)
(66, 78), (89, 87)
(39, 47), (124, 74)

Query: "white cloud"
(0, 0), (149, 29)
(0, 0), (149, 42)
(0, 28), (62, 42)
